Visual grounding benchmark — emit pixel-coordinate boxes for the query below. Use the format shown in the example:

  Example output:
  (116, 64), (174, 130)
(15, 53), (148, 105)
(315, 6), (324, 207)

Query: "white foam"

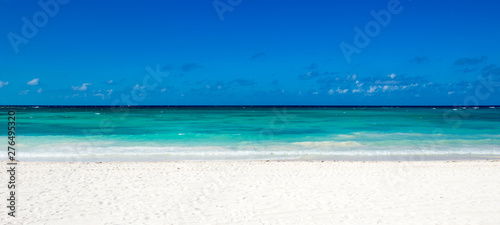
(292, 141), (363, 147)
(11, 145), (500, 162)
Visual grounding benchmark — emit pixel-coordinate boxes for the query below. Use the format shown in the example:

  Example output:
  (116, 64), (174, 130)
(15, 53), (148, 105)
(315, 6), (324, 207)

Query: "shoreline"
(9, 154), (500, 162)
(4, 158), (500, 163)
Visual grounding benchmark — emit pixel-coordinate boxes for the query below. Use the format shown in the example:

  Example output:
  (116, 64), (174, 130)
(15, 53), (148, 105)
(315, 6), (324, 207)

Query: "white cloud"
(352, 74), (357, 80)
(328, 89), (334, 95)
(37, 88), (42, 93)
(92, 89), (113, 99)
(93, 93), (105, 98)
(107, 80), (113, 84)
(27, 78), (39, 85)
(0, 81), (8, 88)
(367, 86), (379, 94)
(388, 73), (396, 79)
(313, 91), (318, 95)
(376, 80), (399, 85)
(72, 83), (92, 91)
(448, 91), (455, 95)
(382, 85), (404, 92)
(336, 88), (348, 94)
(161, 88), (167, 92)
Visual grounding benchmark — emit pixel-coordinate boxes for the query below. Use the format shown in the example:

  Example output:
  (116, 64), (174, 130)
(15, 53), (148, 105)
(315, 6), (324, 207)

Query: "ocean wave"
(292, 141), (363, 147)
(10, 145), (500, 162)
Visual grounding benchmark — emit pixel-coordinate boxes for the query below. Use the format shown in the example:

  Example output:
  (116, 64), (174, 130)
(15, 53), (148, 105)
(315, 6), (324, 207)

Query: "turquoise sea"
(3, 106), (500, 161)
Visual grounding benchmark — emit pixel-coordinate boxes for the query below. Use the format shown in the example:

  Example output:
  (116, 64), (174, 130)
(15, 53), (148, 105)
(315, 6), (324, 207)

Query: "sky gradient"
(1, 0), (500, 105)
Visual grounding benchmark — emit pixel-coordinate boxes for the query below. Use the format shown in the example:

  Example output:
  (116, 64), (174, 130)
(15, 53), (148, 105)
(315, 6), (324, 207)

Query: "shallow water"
(3, 106), (500, 161)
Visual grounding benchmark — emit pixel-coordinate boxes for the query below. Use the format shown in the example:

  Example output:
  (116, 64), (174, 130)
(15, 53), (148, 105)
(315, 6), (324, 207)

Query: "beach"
(3, 160), (500, 224)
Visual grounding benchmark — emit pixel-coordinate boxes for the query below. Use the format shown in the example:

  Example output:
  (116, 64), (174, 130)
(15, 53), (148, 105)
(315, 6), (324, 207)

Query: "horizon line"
(0, 105), (498, 108)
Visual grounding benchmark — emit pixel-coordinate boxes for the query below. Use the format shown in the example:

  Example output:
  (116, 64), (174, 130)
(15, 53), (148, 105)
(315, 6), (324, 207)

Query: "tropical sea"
(3, 106), (500, 161)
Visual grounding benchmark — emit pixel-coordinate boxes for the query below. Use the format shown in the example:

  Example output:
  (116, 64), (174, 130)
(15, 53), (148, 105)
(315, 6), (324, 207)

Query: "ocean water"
(3, 106), (500, 161)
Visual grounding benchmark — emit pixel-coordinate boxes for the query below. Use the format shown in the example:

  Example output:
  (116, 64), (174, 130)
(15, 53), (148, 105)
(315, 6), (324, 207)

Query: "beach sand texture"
(2, 160), (500, 224)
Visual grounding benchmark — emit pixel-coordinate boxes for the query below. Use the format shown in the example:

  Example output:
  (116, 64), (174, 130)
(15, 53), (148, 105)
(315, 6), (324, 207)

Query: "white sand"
(2, 160), (500, 224)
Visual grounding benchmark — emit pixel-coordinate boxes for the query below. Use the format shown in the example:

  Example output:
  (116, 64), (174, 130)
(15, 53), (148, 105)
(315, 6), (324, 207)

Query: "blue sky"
(1, 0), (499, 105)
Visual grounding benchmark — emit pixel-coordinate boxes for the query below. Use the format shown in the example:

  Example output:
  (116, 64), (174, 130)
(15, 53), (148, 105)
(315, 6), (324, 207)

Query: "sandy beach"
(2, 160), (500, 224)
